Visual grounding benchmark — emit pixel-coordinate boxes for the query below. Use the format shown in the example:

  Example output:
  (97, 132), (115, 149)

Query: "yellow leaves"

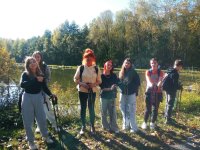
(188, 20), (200, 33)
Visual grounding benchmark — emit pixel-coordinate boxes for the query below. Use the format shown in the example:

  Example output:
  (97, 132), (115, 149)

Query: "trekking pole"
(50, 96), (65, 150)
(177, 89), (182, 120)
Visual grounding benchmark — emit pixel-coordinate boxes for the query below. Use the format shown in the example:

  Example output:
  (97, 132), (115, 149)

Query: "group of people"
(74, 48), (183, 135)
(19, 48), (183, 149)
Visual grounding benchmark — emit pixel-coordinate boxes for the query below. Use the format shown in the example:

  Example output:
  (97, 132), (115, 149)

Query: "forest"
(0, 0), (200, 68)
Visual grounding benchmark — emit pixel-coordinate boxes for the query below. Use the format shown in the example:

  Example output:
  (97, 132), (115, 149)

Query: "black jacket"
(118, 68), (140, 95)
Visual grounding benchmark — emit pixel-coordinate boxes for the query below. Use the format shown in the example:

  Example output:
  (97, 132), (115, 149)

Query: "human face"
(86, 56), (93, 66)
(105, 62), (113, 72)
(150, 60), (158, 70)
(29, 59), (37, 72)
(34, 54), (41, 63)
(124, 60), (131, 69)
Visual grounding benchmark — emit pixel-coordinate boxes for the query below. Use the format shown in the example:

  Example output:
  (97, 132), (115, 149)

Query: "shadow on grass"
(46, 129), (89, 150)
(158, 120), (200, 149)
(89, 131), (130, 150)
(134, 130), (175, 150)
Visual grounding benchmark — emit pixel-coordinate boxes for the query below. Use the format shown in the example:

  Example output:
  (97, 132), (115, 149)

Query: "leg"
(151, 101), (160, 123)
(144, 92), (152, 123)
(108, 99), (119, 132)
(165, 92), (176, 120)
(21, 93), (35, 143)
(88, 92), (96, 127)
(119, 93), (129, 130)
(34, 93), (48, 138)
(100, 98), (109, 130)
(79, 92), (88, 128)
(128, 94), (138, 131)
(43, 95), (57, 128)
(151, 92), (162, 123)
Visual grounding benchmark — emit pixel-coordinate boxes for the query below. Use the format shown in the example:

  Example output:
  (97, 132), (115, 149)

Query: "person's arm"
(20, 72), (37, 88)
(42, 81), (52, 96)
(157, 70), (164, 88)
(145, 70), (153, 87)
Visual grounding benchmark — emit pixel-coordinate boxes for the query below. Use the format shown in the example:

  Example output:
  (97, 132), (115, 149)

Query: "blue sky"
(0, 0), (130, 39)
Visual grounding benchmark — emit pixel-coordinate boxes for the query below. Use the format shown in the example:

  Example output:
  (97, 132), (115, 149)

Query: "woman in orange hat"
(74, 48), (101, 134)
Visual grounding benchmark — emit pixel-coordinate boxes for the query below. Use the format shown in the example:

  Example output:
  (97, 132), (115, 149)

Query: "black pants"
(144, 92), (162, 123)
(165, 91), (176, 119)
(79, 92), (96, 127)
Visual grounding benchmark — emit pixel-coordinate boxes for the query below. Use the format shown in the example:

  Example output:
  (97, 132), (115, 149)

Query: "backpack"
(79, 65), (98, 81)
(161, 72), (174, 92)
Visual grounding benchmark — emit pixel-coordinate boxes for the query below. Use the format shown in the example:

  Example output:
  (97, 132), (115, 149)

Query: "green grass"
(0, 81), (200, 149)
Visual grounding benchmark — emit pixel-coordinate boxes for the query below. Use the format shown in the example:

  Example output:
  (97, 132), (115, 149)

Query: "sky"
(0, 0), (130, 40)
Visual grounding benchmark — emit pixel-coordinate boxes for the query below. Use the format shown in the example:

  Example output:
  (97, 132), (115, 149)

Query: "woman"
(20, 56), (56, 149)
(32, 51), (59, 132)
(141, 58), (164, 130)
(74, 48), (101, 135)
(118, 58), (140, 133)
(99, 60), (119, 133)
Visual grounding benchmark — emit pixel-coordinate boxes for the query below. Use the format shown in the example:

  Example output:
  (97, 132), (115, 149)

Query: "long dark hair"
(32, 51), (44, 71)
(119, 58), (132, 79)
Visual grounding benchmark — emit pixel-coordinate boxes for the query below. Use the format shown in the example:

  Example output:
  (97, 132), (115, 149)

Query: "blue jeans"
(119, 93), (138, 131)
(165, 92), (176, 119)
(100, 98), (118, 131)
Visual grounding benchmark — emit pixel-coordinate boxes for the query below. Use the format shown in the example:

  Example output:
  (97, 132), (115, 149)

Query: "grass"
(0, 81), (200, 149)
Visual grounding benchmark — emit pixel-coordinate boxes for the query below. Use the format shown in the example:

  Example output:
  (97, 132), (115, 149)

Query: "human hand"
(111, 84), (117, 90)
(50, 94), (58, 105)
(36, 76), (44, 82)
(88, 83), (96, 89)
(80, 82), (90, 89)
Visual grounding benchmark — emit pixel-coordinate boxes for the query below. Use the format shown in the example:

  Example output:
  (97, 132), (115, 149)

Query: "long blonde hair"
(119, 58), (132, 79)
(24, 56), (43, 77)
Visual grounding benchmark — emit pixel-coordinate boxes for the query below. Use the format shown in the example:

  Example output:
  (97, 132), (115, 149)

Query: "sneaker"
(43, 137), (54, 144)
(150, 122), (155, 130)
(90, 126), (95, 133)
(141, 122), (147, 130)
(114, 130), (119, 134)
(28, 142), (37, 150)
(35, 127), (40, 133)
(130, 129), (138, 133)
(79, 126), (86, 135)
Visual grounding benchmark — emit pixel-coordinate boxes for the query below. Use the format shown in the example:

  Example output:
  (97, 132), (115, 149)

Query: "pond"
(50, 68), (199, 90)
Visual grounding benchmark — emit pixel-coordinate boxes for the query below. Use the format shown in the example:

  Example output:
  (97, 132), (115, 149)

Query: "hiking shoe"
(79, 126), (86, 135)
(43, 137), (54, 144)
(28, 142), (37, 150)
(141, 122), (147, 130)
(35, 127), (40, 133)
(150, 122), (155, 130)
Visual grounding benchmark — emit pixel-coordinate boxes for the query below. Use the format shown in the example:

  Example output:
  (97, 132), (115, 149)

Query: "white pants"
(119, 93), (138, 131)
(22, 92), (48, 142)
(36, 94), (57, 129)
